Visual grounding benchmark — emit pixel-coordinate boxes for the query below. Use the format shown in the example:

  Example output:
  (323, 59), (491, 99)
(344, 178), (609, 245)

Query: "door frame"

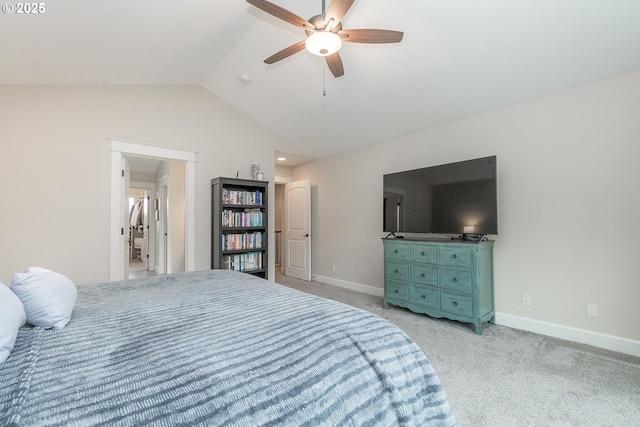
(110, 139), (196, 281)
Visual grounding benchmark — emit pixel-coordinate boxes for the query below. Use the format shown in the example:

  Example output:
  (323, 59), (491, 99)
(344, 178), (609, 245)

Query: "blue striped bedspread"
(0, 270), (458, 426)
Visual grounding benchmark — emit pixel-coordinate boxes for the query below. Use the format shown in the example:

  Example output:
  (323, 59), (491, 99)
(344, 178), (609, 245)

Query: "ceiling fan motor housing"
(304, 15), (343, 56)
(304, 14), (343, 35)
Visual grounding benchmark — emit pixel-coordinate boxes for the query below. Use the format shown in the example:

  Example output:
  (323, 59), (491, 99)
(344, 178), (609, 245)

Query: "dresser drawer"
(386, 262), (409, 281)
(410, 264), (438, 285)
(411, 286), (438, 309)
(385, 242), (410, 262)
(410, 244), (438, 264)
(386, 281), (409, 302)
(439, 246), (473, 268)
(440, 292), (473, 317)
(439, 268), (473, 292)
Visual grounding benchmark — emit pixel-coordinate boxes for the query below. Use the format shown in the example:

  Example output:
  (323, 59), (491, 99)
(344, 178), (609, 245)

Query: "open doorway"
(110, 139), (196, 282)
(127, 187), (152, 279)
(126, 156), (158, 279)
(275, 183), (284, 273)
(126, 158), (186, 279)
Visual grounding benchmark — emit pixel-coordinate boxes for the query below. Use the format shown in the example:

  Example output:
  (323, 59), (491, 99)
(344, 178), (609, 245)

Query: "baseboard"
(495, 313), (640, 357)
(311, 274), (384, 298)
(310, 275), (639, 357)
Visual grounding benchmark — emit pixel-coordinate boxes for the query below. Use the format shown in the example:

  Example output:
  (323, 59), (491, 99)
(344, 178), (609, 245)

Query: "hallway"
(128, 259), (158, 279)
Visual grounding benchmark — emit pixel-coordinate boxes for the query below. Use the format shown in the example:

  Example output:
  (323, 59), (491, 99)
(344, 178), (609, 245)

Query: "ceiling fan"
(246, 0), (403, 78)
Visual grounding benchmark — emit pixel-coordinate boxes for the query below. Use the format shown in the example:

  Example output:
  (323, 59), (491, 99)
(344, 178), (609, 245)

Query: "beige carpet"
(276, 272), (640, 427)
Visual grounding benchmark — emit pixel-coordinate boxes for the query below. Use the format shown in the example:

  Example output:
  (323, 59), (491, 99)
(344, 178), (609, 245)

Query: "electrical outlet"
(522, 294), (532, 306)
(587, 304), (598, 317)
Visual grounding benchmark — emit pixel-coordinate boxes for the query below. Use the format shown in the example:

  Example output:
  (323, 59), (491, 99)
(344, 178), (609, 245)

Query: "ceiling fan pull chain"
(322, 65), (327, 96)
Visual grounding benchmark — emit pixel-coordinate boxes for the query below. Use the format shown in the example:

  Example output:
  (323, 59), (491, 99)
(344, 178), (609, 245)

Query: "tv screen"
(383, 156), (497, 236)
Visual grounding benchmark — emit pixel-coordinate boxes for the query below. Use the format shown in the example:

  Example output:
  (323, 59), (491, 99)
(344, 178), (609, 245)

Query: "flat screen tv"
(383, 156), (497, 237)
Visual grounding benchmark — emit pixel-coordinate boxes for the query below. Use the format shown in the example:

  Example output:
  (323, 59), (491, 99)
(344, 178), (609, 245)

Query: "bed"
(1, 270), (458, 426)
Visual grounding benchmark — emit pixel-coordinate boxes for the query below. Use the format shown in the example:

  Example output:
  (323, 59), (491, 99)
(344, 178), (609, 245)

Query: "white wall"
(293, 71), (640, 346)
(0, 85), (296, 285)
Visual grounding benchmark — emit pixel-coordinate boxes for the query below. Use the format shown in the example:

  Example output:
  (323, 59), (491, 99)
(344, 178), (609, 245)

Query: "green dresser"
(383, 239), (495, 334)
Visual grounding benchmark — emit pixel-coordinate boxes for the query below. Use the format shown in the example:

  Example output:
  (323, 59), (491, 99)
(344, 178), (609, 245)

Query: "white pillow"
(0, 283), (27, 363)
(25, 266), (52, 274)
(10, 269), (77, 330)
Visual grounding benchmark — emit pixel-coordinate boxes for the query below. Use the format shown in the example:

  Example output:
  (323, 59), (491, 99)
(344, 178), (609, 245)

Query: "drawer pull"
(394, 289), (399, 294)
(420, 251), (425, 256)
(394, 249), (398, 253)
(451, 254), (457, 259)
(394, 269), (399, 274)
(452, 301), (458, 306)
(421, 295), (426, 299)
(420, 273), (425, 277)
(451, 278), (457, 282)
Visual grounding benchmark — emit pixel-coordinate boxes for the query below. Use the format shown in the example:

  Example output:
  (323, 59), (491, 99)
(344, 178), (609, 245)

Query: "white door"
(141, 192), (149, 271)
(157, 181), (169, 274)
(284, 180), (311, 281)
(123, 159), (130, 279)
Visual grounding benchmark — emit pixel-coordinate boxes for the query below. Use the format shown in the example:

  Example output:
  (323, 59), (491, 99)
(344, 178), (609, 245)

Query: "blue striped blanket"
(0, 270), (458, 426)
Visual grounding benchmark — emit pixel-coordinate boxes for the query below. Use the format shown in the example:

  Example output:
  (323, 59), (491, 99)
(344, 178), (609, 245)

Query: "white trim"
(311, 274), (385, 298)
(495, 313), (640, 357)
(309, 275), (640, 357)
(274, 175), (293, 184)
(110, 139), (196, 163)
(109, 138), (197, 282)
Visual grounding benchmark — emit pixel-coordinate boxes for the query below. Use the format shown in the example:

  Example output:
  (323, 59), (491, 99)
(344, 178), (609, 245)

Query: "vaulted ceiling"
(2, 0), (640, 161)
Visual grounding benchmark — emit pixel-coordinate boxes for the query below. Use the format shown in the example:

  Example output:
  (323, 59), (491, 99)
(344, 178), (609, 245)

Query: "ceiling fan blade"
(339, 29), (404, 43)
(325, 52), (344, 78)
(246, 0), (312, 30)
(324, 0), (355, 27)
(264, 40), (307, 64)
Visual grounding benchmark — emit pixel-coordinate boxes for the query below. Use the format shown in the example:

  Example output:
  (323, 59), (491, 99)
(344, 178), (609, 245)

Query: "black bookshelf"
(211, 177), (268, 279)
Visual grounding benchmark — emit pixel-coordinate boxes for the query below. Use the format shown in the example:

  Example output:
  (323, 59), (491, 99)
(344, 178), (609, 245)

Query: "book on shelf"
(222, 189), (263, 206)
(221, 209), (263, 227)
(221, 232), (264, 251)
(222, 251), (263, 272)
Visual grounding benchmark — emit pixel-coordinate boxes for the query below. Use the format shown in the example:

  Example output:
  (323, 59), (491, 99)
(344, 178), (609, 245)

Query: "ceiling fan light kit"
(305, 31), (342, 56)
(246, 0), (403, 78)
